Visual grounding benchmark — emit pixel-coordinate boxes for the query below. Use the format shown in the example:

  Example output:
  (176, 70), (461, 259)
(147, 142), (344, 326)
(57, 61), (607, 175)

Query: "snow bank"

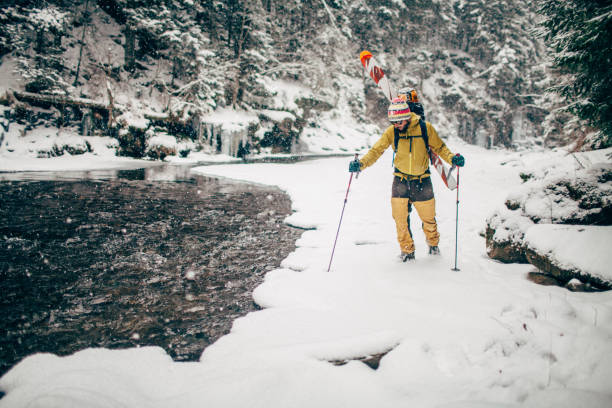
(202, 108), (259, 133)
(0, 123), (153, 172)
(486, 148), (612, 271)
(0, 153), (153, 174)
(525, 225), (612, 283)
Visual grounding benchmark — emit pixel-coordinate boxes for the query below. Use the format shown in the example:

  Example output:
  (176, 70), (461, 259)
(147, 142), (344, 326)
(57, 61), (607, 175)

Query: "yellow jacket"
(360, 112), (454, 177)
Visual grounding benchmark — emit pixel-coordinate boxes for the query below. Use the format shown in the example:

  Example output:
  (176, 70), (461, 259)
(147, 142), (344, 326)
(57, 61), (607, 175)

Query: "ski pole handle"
(354, 153), (360, 179)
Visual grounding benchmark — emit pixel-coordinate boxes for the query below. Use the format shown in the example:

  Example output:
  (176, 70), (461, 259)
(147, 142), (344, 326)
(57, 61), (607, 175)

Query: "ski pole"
(452, 167), (460, 271)
(328, 154), (359, 272)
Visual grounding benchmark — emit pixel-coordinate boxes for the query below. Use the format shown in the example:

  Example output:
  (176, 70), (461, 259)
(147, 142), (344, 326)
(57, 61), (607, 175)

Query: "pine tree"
(539, 0), (612, 148)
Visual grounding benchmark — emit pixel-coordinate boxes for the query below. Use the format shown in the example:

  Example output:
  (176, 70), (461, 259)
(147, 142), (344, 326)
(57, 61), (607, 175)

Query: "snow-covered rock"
(506, 163), (612, 225)
(486, 148), (612, 288)
(525, 225), (612, 289)
(486, 206), (534, 263)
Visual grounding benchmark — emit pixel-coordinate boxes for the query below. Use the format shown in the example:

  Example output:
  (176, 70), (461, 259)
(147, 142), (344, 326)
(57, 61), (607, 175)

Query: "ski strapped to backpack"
(359, 50), (395, 100)
(359, 50), (457, 190)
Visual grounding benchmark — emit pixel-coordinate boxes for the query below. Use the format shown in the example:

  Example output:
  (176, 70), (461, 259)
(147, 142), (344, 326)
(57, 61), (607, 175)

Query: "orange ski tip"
(359, 50), (372, 62)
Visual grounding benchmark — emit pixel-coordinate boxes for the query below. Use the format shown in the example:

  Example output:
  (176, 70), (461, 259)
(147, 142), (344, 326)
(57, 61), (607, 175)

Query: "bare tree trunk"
(73, 0), (91, 86)
(124, 23), (136, 73)
(231, 13), (248, 109)
(106, 80), (115, 128)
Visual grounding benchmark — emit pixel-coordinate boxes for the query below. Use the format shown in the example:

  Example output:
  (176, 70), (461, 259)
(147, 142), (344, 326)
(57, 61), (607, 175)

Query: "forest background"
(1, 0), (610, 161)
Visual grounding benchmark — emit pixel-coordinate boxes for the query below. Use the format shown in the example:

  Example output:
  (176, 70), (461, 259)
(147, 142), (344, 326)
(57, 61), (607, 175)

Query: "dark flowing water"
(0, 165), (302, 379)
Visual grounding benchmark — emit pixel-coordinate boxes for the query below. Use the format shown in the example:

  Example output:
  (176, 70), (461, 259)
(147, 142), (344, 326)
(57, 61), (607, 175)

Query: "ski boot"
(429, 246), (440, 255)
(400, 251), (415, 262)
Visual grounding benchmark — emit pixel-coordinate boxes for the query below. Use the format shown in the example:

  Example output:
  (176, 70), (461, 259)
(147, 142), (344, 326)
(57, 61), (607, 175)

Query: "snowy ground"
(1, 139), (612, 407)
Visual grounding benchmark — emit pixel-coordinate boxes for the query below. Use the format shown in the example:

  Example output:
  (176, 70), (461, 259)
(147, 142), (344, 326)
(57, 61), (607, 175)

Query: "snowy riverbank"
(1, 140), (611, 407)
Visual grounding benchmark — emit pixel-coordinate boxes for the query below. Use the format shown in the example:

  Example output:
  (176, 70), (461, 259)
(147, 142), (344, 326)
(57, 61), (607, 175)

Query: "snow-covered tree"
(0, 0), (562, 153)
(539, 0), (612, 149)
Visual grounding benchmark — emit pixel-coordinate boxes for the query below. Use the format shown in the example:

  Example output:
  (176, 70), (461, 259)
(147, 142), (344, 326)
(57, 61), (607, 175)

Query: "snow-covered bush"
(116, 127), (147, 158)
(38, 139), (91, 158)
(145, 133), (178, 160)
(177, 141), (195, 158)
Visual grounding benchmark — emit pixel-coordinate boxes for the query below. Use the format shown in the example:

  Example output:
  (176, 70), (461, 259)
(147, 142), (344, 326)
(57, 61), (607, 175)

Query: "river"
(0, 164), (303, 379)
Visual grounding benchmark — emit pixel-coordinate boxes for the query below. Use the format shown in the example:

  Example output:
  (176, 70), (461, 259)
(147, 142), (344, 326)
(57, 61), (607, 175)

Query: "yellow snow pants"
(390, 176), (440, 254)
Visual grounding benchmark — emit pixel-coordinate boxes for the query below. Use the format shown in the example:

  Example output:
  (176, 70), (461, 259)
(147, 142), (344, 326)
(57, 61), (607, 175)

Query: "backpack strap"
(419, 119), (430, 156)
(394, 127), (399, 152)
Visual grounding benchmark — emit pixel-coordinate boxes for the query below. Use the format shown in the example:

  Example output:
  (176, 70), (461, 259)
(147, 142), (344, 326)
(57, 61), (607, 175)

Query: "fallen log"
(12, 90), (114, 111)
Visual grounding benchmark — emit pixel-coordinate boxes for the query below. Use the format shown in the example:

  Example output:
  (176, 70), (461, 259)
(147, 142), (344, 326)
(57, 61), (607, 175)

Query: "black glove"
(452, 154), (465, 167)
(349, 159), (361, 173)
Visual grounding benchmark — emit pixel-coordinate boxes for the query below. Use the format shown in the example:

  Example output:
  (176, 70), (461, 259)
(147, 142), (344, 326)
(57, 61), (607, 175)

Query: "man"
(349, 95), (465, 262)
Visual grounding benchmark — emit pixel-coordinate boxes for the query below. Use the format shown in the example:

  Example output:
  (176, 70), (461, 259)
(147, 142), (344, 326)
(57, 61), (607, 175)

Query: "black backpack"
(407, 101), (425, 120)
(400, 88), (426, 121)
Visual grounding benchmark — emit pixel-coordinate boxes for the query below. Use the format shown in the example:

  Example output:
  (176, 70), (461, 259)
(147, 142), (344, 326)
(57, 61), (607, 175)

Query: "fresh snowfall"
(1, 137), (611, 408)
